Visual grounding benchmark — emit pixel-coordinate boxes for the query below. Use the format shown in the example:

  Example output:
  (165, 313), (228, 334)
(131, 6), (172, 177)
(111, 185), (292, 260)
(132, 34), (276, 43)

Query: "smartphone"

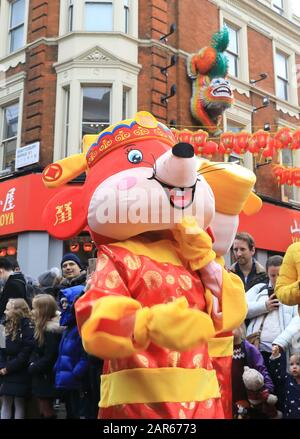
(87, 258), (97, 276)
(268, 286), (276, 298)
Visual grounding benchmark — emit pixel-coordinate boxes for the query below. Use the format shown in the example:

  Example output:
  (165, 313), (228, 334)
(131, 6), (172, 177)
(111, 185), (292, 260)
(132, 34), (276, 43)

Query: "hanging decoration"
(187, 26), (234, 135)
(7, 247), (16, 256)
(172, 125), (300, 186)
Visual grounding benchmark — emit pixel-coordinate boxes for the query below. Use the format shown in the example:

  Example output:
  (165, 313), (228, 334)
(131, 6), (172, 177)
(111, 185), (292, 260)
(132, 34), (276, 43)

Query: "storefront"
(238, 200), (300, 265)
(0, 173), (95, 279)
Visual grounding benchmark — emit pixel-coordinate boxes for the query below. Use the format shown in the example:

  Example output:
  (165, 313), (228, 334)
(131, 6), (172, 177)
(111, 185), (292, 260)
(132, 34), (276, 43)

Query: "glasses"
(60, 298), (68, 306)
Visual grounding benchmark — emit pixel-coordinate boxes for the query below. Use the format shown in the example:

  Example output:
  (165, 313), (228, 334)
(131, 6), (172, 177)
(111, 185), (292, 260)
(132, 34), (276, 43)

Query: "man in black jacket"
(0, 257), (27, 320)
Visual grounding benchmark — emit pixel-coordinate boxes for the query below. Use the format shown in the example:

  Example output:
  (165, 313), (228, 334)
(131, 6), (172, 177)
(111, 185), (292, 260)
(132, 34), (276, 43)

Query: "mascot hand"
(133, 307), (152, 349)
(173, 216), (216, 270)
(147, 297), (215, 351)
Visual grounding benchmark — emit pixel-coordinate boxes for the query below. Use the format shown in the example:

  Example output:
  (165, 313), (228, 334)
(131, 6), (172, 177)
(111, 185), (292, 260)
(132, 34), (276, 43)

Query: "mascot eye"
(127, 149), (143, 164)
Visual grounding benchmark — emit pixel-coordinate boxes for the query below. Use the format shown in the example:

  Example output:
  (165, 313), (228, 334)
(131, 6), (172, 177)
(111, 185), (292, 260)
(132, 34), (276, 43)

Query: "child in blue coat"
(54, 285), (90, 419)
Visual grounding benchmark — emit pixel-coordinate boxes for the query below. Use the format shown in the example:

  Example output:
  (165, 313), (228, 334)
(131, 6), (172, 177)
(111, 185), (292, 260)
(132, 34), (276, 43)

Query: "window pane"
(276, 52), (288, 80)
(3, 104), (19, 139)
(277, 77), (288, 100)
(226, 52), (238, 77)
(3, 139), (17, 170)
(291, 0), (300, 16)
(10, 25), (24, 52)
(68, 4), (74, 31)
(85, 2), (113, 31)
(227, 122), (243, 133)
(10, 0), (25, 28)
(226, 25), (238, 54)
(122, 88), (129, 120)
(282, 148), (293, 167)
(82, 87), (110, 136)
(124, 0), (129, 33)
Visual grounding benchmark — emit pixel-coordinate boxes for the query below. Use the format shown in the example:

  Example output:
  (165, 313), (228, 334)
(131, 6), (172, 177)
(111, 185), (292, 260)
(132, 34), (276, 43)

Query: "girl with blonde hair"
(29, 294), (64, 418)
(0, 298), (34, 419)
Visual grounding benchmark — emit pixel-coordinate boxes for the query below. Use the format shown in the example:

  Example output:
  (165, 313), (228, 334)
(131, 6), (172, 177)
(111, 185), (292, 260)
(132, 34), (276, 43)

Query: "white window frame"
(124, 0), (129, 34)
(224, 100), (253, 170)
(220, 10), (249, 84)
(68, 0), (74, 32)
(272, 0), (284, 15)
(0, 72), (25, 171)
(273, 41), (298, 108)
(59, 0), (138, 36)
(0, 0), (28, 61)
(81, 84), (112, 137)
(84, 1), (113, 32)
(275, 50), (289, 101)
(224, 23), (239, 78)
(1, 102), (19, 170)
(8, 0), (27, 54)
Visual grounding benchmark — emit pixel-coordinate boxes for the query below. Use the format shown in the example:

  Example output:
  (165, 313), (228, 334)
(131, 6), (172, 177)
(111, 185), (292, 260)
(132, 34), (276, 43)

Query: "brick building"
(0, 0), (299, 276)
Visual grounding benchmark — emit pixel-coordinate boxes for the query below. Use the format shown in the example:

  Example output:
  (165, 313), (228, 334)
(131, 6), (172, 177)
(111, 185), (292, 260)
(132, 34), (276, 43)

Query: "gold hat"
(199, 160), (262, 216)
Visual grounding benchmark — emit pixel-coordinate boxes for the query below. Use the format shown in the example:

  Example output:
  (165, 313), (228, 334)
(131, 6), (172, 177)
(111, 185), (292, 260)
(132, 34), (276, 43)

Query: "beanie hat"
(61, 253), (83, 269)
(38, 267), (61, 288)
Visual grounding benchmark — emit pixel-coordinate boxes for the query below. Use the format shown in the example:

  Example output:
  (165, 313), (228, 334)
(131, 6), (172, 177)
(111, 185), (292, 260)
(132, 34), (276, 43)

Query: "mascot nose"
(172, 142), (195, 158)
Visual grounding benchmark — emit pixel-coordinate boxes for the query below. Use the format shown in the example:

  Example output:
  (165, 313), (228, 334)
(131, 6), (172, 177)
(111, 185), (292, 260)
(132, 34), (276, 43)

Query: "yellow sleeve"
(218, 269), (247, 332)
(81, 296), (150, 359)
(276, 243), (300, 306)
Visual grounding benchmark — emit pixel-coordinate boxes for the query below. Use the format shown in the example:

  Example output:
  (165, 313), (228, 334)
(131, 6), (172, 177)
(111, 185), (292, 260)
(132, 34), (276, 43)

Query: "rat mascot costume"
(42, 111), (261, 419)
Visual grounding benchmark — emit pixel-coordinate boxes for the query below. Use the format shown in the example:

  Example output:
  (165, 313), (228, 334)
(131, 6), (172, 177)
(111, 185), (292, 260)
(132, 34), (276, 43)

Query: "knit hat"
(61, 253), (83, 269)
(38, 267), (61, 288)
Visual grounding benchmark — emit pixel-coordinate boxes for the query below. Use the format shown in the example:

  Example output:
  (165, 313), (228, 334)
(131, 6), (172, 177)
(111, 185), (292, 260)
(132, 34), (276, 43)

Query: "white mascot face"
(87, 141), (215, 241)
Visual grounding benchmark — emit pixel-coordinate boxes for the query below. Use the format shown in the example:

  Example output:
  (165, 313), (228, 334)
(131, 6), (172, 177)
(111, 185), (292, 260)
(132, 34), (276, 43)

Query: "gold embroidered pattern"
(167, 351), (181, 367)
(166, 275), (175, 285)
(134, 127), (150, 136)
(143, 271), (163, 289)
(124, 255), (141, 270)
(97, 254), (109, 271)
(193, 354), (204, 368)
(178, 275), (193, 291)
(115, 130), (131, 142)
(105, 270), (122, 289)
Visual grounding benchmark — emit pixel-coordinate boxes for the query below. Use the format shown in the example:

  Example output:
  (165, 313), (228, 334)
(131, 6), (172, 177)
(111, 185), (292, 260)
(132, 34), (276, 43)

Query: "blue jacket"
(54, 285), (88, 390)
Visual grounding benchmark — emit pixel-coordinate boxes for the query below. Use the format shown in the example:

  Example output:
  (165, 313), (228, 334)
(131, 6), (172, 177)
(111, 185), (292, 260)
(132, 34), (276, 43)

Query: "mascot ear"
(43, 187), (87, 239)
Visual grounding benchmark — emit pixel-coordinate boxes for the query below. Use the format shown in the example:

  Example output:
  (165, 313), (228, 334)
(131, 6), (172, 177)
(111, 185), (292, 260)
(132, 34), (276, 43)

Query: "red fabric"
(76, 243), (225, 419)
(211, 355), (232, 419)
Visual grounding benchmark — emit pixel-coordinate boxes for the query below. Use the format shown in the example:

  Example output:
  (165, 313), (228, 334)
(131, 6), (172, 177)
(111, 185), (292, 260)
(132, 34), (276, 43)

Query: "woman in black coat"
(29, 294), (64, 418)
(0, 298), (34, 419)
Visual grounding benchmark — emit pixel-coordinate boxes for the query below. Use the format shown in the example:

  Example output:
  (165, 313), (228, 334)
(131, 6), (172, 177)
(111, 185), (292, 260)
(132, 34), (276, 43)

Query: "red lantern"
(178, 129), (193, 145)
(274, 127), (293, 149)
(193, 130), (208, 156)
(292, 168), (300, 187)
(0, 248), (6, 257)
(262, 137), (275, 160)
(83, 242), (93, 252)
(7, 246), (16, 256)
(234, 132), (251, 154)
(220, 132), (235, 155)
(202, 141), (218, 159)
(249, 130), (270, 155)
(70, 243), (80, 252)
(291, 129), (300, 150)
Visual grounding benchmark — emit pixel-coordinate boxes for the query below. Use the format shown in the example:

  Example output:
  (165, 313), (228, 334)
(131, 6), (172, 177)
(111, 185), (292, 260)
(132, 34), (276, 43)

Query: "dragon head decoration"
(187, 26), (234, 135)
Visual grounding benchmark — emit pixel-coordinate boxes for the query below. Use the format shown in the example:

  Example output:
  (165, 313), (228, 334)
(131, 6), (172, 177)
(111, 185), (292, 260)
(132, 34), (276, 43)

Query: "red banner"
(0, 174), (72, 236)
(239, 201), (300, 253)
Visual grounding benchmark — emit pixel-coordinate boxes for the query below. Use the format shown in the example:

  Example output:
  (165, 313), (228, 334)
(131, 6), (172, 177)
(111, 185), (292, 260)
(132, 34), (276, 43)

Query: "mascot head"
(187, 26), (234, 135)
(42, 111), (216, 244)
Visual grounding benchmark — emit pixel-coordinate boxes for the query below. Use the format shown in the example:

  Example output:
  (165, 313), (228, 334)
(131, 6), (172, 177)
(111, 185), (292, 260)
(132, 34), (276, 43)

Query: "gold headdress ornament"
(42, 112), (176, 188)
(198, 160), (262, 216)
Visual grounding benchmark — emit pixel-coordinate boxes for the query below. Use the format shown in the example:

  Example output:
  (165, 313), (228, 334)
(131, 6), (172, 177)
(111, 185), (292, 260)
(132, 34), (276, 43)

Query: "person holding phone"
(245, 255), (298, 410)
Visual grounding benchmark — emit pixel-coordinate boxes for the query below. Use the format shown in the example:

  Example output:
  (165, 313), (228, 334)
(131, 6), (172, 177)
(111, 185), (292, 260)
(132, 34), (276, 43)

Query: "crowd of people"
(0, 233), (299, 419)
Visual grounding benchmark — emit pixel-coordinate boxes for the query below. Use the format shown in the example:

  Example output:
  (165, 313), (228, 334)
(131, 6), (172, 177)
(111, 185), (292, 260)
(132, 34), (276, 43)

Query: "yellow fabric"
(99, 367), (220, 407)
(243, 192), (263, 216)
(208, 336), (234, 358)
(275, 242), (300, 309)
(81, 296), (143, 359)
(172, 216), (216, 270)
(199, 160), (259, 215)
(42, 153), (87, 188)
(82, 134), (99, 154)
(110, 239), (183, 266)
(219, 270), (247, 332)
(134, 307), (151, 349)
(148, 297), (215, 351)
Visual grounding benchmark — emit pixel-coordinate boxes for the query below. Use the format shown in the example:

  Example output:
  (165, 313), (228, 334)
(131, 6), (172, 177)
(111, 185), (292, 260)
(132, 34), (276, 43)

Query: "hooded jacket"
(0, 272), (28, 319)
(54, 285), (88, 390)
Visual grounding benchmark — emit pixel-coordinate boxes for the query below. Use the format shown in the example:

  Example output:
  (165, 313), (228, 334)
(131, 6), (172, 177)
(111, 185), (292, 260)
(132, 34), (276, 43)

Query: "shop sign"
(15, 142), (40, 169)
(239, 202), (300, 252)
